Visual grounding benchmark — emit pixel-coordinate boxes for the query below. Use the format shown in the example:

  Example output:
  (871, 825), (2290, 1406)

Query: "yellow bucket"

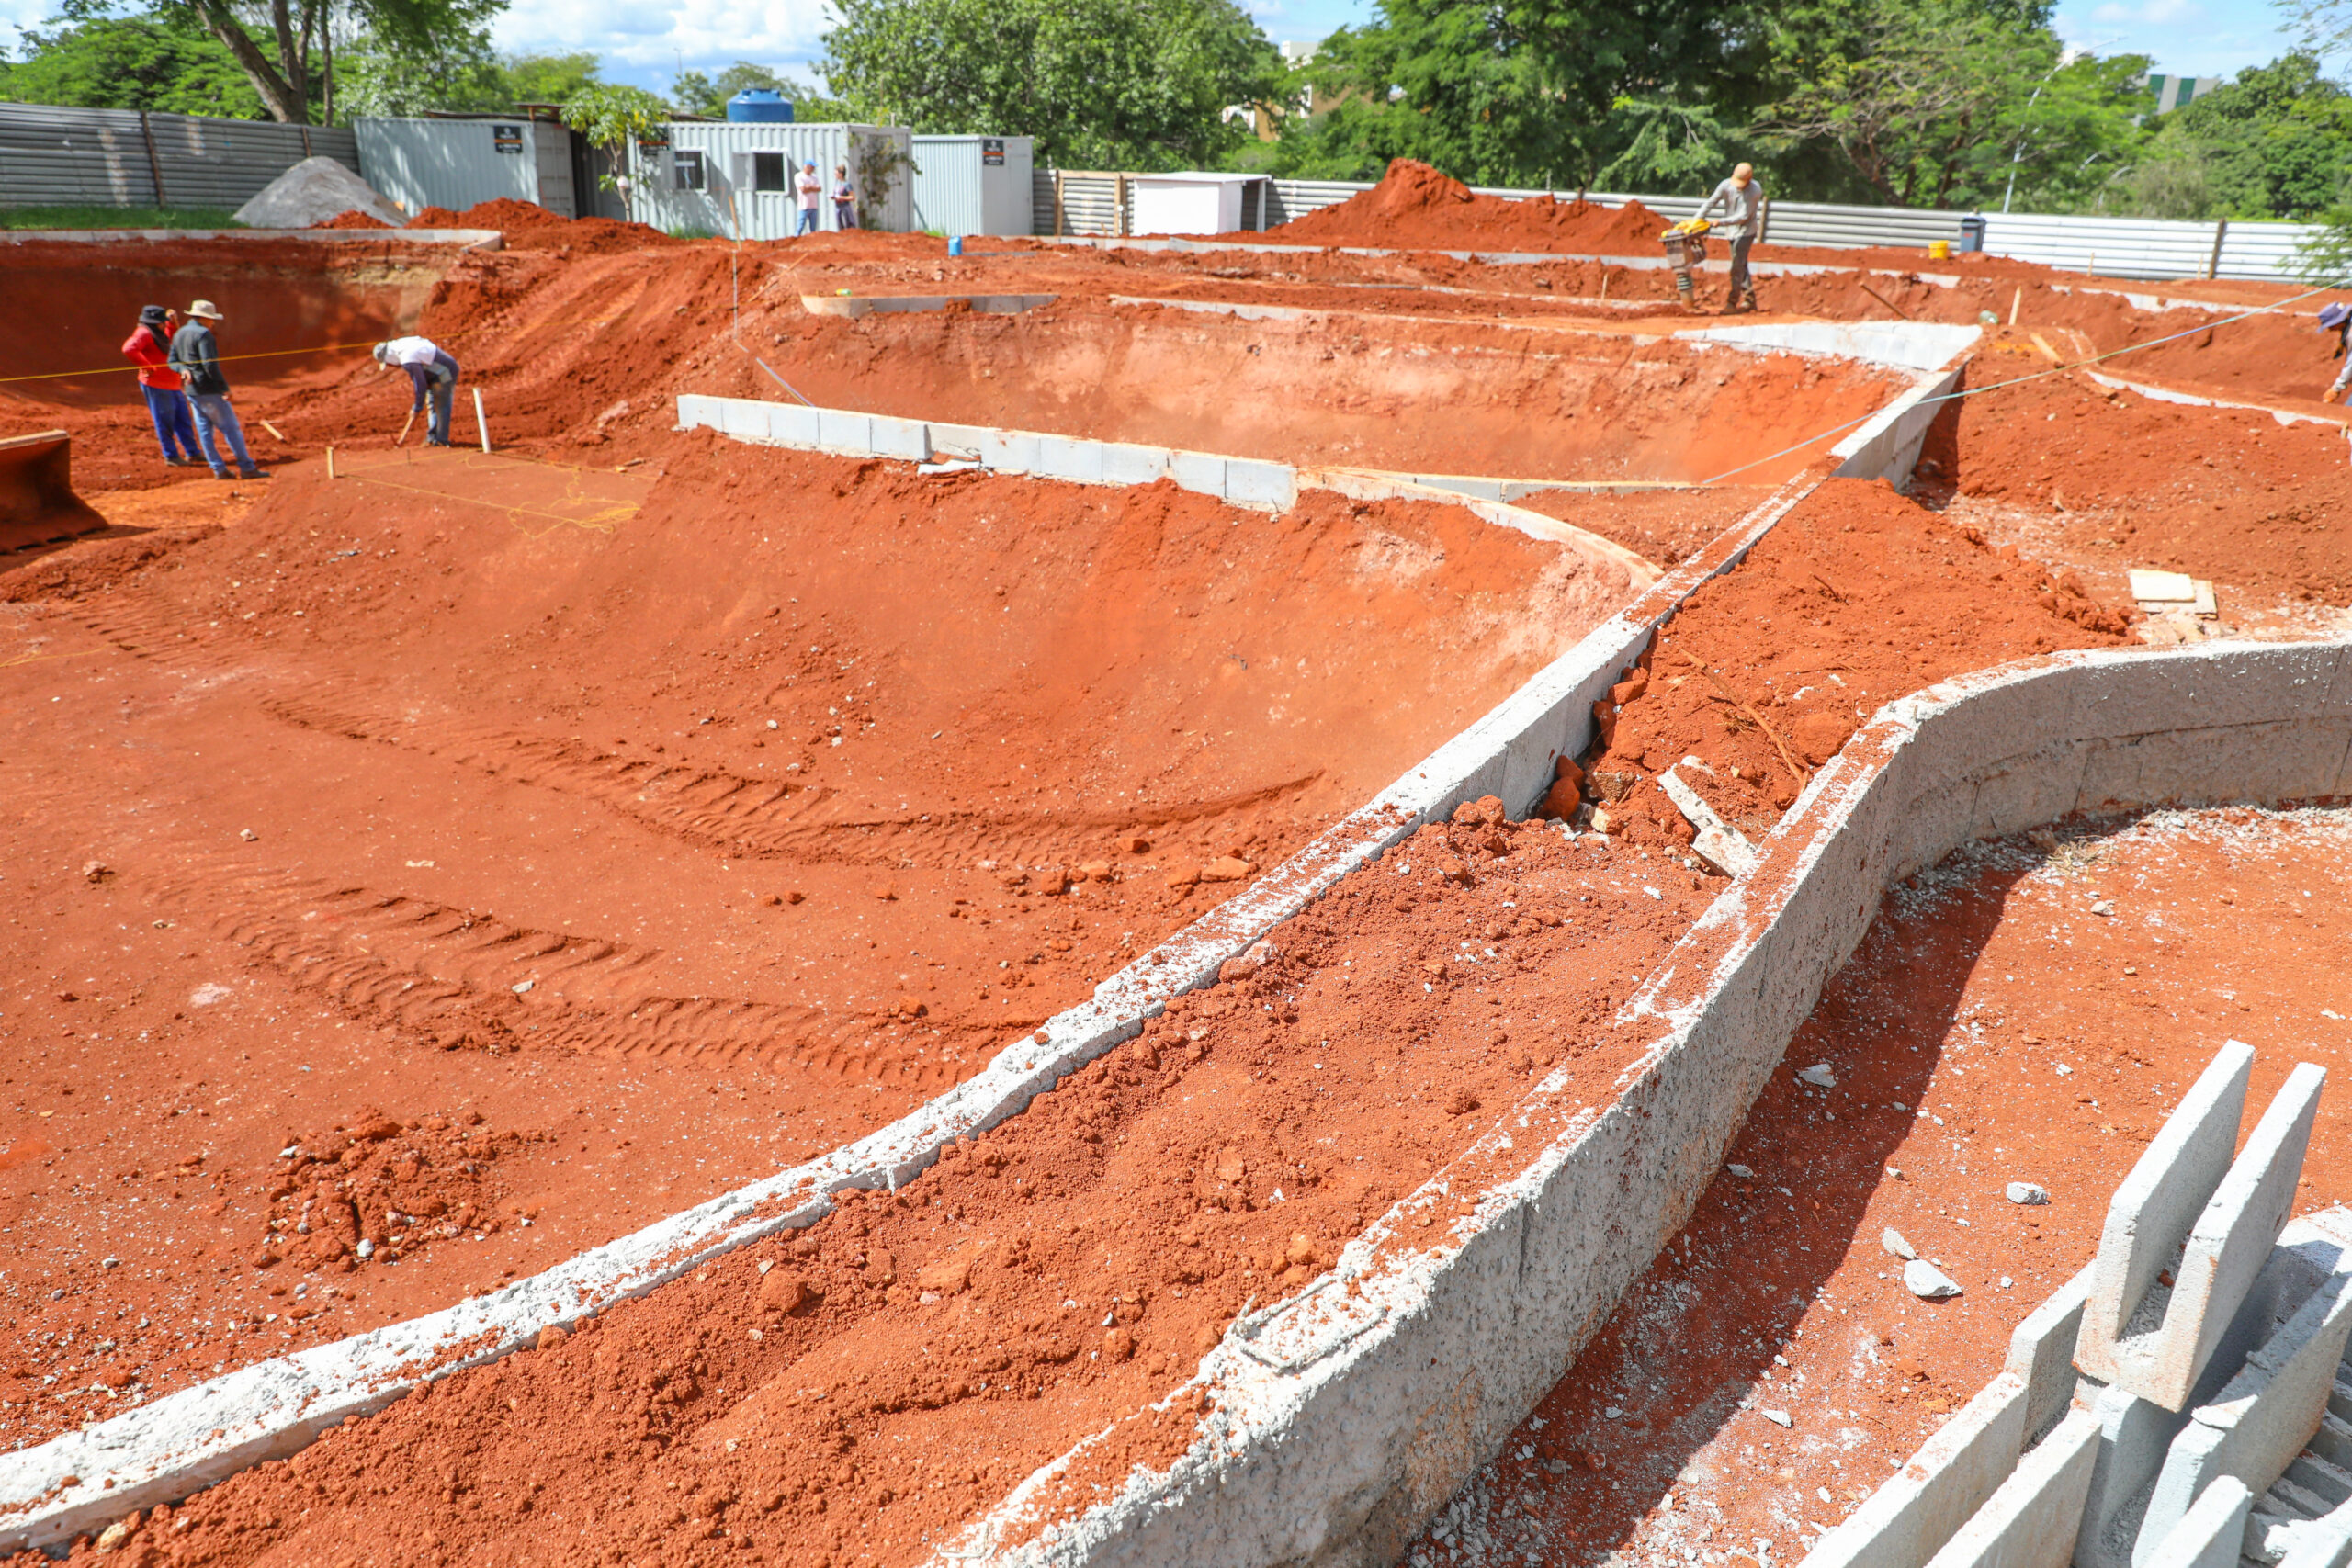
(1928, 240), (1952, 260)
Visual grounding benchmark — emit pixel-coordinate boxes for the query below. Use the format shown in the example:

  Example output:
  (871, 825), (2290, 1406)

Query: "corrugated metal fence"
(0, 103), (359, 210)
(1032, 167), (2329, 284)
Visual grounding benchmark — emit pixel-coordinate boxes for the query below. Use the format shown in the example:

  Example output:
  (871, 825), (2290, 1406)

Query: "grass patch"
(0, 204), (246, 231)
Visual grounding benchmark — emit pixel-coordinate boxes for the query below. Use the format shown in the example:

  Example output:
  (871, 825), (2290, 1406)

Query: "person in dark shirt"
(166, 299), (267, 479)
(372, 337), (462, 446)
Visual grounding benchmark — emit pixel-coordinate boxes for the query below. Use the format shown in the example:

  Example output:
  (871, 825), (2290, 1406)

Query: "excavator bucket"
(0, 430), (107, 555)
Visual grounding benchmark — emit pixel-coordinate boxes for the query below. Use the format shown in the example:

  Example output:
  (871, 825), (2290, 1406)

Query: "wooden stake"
(326, 446), (335, 480)
(259, 419), (288, 443)
(473, 387), (491, 454)
(2008, 287), (2021, 327)
(396, 409), (415, 447)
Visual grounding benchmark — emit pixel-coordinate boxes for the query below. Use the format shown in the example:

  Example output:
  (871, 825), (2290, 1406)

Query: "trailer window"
(674, 151), (706, 191)
(752, 152), (786, 193)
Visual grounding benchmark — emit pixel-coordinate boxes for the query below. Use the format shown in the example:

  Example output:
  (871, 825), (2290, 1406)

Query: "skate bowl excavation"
(6, 182), (2350, 1568)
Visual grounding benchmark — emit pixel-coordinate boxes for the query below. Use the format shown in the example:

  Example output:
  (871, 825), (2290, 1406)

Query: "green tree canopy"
(1, 10), (266, 115)
(823, 0), (1281, 169)
(2129, 53), (2352, 220)
(560, 81), (666, 219)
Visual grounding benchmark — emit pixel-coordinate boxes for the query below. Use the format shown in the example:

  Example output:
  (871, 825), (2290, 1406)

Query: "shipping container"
(909, 135), (1034, 236)
(355, 117), (581, 219)
(631, 123), (913, 237)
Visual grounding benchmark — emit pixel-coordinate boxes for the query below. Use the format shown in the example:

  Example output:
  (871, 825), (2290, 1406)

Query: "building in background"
(356, 112), (592, 219)
(2146, 73), (2224, 113)
(909, 136), (1035, 235)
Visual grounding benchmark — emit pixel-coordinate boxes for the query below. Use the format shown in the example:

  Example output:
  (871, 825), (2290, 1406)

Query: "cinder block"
(867, 415), (932, 462)
(2137, 1479), (2252, 1568)
(2077, 1043), (2254, 1394)
(1101, 442), (1172, 486)
(2083, 1055), (2323, 1412)
(717, 397), (773, 443)
(1166, 448), (1228, 500)
(1923, 1409), (2101, 1568)
(927, 423), (990, 461)
(2007, 1264), (2097, 1444)
(2133, 1267), (2352, 1565)
(1224, 457), (1298, 511)
(769, 401), (821, 449)
(674, 393), (718, 431)
(978, 428), (1040, 475)
(816, 408), (874, 455)
(1803, 1372), (2030, 1568)
(1035, 435), (1105, 485)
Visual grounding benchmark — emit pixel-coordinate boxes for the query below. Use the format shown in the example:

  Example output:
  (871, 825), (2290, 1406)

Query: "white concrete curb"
(930, 638), (2352, 1568)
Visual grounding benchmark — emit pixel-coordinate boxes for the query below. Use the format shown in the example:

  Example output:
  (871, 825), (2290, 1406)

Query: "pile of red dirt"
(1927, 336), (2352, 605)
(1258, 158), (1668, 254)
(311, 208), (392, 231)
(1568, 478), (2135, 854)
(39, 474), (2171, 1568)
(404, 197), (679, 254)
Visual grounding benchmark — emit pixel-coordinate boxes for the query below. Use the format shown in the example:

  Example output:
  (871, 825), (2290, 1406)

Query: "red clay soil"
(1923, 334), (2352, 606)
(311, 209), (392, 231)
(0, 440), (1615, 1445)
(409, 197), (682, 255)
(1570, 477), (2132, 857)
(1410, 804), (2352, 1568)
(7, 474), (2167, 1567)
(1257, 158), (1668, 254)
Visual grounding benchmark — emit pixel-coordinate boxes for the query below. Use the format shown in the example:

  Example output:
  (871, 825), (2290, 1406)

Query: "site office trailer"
(909, 135), (1035, 235)
(353, 115), (583, 219)
(631, 123), (914, 237)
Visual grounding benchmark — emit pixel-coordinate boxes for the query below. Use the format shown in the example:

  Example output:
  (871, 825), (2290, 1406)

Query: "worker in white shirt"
(372, 336), (461, 446)
(1692, 164), (1765, 313)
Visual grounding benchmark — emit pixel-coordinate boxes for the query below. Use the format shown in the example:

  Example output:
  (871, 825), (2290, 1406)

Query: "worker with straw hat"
(167, 299), (268, 480)
(373, 336), (462, 447)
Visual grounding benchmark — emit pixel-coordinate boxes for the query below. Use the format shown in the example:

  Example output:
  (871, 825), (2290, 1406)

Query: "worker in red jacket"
(121, 304), (202, 467)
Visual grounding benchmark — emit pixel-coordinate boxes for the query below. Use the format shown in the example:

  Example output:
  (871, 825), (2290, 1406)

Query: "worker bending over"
(1693, 163), (1765, 314)
(2320, 303), (2351, 403)
(374, 337), (461, 447)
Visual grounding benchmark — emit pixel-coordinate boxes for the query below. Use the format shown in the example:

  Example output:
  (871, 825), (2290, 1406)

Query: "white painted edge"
(934, 637), (2352, 1568)
(2084, 370), (2346, 429)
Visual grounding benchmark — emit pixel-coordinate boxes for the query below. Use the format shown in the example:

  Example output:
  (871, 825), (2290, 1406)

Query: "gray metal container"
(910, 135), (1035, 235)
(354, 117), (576, 219)
(636, 122), (913, 237)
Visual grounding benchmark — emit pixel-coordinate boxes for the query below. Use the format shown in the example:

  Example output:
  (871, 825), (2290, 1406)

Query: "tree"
(561, 82), (667, 220)
(1755, 0), (2149, 210)
(2130, 54), (2352, 220)
(669, 61), (841, 119)
(1275, 0), (1776, 190)
(23, 0), (505, 123)
(0, 10), (266, 116)
(823, 0), (1281, 170)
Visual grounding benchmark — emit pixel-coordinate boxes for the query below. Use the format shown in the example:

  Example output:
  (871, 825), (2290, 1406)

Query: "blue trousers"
(141, 384), (200, 460)
(418, 363), (456, 444)
(187, 391), (255, 475)
(796, 207), (820, 235)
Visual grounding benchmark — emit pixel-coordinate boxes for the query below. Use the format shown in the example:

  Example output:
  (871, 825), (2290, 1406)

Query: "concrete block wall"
(1923, 1412), (2104, 1568)
(923, 641), (2352, 1566)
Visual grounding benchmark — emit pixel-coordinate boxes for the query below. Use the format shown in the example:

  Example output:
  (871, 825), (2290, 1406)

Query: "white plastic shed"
(1129, 172), (1269, 235)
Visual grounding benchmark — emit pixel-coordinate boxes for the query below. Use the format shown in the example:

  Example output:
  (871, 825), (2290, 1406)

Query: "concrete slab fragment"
(2138, 1478), (2253, 1568)
(1925, 1409), (2102, 1568)
(1101, 442), (1172, 486)
(1035, 434), (1105, 485)
(2077, 1043), (2255, 1394)
(1223, 457), (1297, 511)
(816, 408), (874, 455)
(1803, 1373), (2031, 1568)
(1166, 449), (1228, 500)
(868, 414), (933, 462)
(2007, 1264), (2097, 1444)
(978, 428), (1041, 475)
(771, 401), (822, 448)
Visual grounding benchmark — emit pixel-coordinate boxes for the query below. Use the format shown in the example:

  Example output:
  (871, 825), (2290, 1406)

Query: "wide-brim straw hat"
(186, 299), (224, 321)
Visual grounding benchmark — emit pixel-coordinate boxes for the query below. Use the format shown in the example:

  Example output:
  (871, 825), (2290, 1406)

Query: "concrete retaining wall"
(931, 638), (2352, 1567)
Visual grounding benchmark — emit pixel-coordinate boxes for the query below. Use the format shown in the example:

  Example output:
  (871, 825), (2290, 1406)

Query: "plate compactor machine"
(1661, 217), (1712, 308)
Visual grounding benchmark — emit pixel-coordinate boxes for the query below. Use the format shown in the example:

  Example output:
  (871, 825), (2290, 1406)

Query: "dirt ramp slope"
(1257, 158), (1667, 254)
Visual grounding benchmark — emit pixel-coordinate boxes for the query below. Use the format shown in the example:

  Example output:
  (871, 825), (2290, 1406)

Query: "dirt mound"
(407, 197), (682, 254)
(1261, 158), (1668, 254)
(1570, 477), (2134, 852)
(312, 208), (393, 230)
(1928, 339), (2352, 605)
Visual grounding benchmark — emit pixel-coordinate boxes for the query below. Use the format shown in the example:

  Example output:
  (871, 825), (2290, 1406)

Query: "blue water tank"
(727, 89), (794, 124)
